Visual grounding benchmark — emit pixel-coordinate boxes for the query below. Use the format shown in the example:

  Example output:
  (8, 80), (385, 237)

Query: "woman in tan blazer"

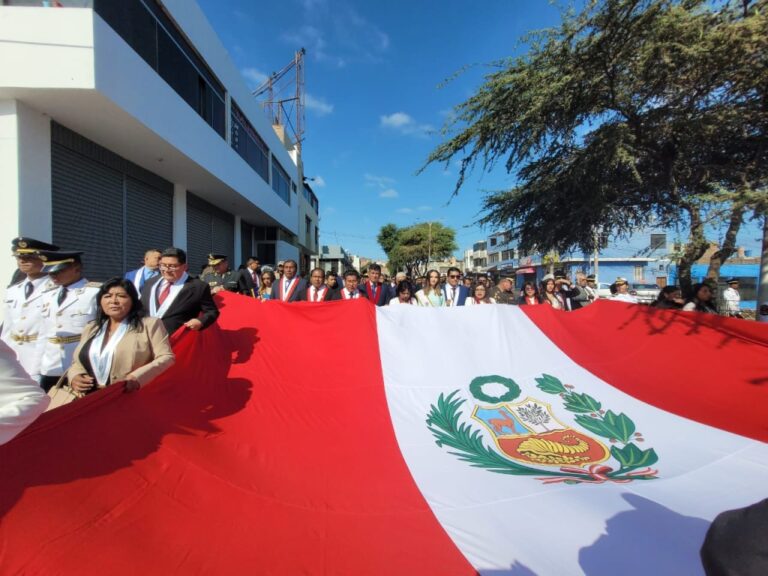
(68, 278), (174, 394)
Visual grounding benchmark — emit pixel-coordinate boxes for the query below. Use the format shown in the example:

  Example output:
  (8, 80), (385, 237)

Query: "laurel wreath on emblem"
(426, 374), (659, 485)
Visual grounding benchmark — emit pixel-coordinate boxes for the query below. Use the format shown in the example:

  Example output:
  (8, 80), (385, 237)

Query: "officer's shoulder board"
(86, 281), (103, 289)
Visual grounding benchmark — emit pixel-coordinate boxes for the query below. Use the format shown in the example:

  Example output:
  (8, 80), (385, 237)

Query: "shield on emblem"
(472, 397), (609, 467)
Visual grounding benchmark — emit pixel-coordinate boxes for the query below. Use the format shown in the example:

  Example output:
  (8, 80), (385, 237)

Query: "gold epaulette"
(86, 281), (102, 288)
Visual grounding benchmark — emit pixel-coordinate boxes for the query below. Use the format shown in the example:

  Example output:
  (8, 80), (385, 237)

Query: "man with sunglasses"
(140, 247), (219, 336)
(1, 237), (59, 383)
(443, 267), (469, 307)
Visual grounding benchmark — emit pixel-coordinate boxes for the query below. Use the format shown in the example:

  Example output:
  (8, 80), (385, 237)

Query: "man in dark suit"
(296, 268), (340, 302)
(270, 259), (306, 302)
(237, 257), (261, 297)
(339, 269), (368, 301)
(360, 263), (392, 306)
(443, 267), (469, 306)
(141, 247), (219, 335)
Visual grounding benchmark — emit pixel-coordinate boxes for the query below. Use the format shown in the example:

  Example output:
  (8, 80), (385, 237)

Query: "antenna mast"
(252, 48), (306, 154)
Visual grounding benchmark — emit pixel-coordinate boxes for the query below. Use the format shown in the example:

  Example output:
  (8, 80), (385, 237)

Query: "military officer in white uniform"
(35, 250), (100, 392)
(1, 237), (59, 381)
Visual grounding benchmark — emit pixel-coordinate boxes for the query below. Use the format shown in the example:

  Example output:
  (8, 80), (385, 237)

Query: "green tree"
(377, 223), (401, 268)
(425, 0), (768, 294)
(377, 222), (458, 277)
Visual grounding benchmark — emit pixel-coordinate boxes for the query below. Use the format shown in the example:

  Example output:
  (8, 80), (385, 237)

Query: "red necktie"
(313, 289), (319, 302)
(157, 282), (171, 306)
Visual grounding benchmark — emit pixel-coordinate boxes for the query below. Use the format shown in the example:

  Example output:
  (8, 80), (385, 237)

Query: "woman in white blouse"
(389, 281), (417, 305)
(465, 283), (496, 305)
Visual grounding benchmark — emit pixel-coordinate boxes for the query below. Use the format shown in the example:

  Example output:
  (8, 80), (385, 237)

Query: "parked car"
(630, 282), (661, 304)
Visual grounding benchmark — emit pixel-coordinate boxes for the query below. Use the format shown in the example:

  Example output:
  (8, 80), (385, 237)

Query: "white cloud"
(241, 67), (268, 89)
(312, 175), (326, 188)
(380, 112), (413, 128)
(364, 173), (395, 189)
(301, 0), (327, 11)
(379, 188), (399, 199)
(396, 207), (414, 214)
(282, 5), (389, 67)
(417, 205), (432, 211)
(380, 111), (434, 138)
(305, 93), (334, 116)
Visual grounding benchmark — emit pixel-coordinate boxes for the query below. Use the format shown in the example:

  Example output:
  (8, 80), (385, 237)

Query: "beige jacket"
(67, 317), (175, 388)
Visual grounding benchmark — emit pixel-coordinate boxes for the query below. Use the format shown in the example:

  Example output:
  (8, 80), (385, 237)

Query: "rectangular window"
(271, 158), (291, 205)
(257, 243), (276, 266)
(489, 253), (500, 263)
(94, 0), (226, 139)
(502, 250), (513, 261)
(650, 234), (667, 250)
(634, 265), (644, 282)
(254, 226), (278, 242)
(231, 101), (269, 183)
(302, 185), (319, 214)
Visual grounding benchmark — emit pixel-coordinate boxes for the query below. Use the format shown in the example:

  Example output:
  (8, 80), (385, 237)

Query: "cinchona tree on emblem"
(426, 374), (659, 485)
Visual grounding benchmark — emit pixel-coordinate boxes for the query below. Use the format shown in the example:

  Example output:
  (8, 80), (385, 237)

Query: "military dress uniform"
(37, 277), (100, 387)
(0, 237), (60, 380)
(200, 254), (238, 293)
(1, 275), (56, 380)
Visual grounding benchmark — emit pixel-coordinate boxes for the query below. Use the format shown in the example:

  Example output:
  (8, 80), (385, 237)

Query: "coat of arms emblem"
(427, 374), (659, 485)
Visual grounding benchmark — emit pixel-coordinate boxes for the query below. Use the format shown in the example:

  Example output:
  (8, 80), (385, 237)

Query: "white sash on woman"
(88, 320), (130, 386)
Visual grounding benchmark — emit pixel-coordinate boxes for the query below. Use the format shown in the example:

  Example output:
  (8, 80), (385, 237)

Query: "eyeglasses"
(449, 274), (461, 279)
(159, 264), (181, 270)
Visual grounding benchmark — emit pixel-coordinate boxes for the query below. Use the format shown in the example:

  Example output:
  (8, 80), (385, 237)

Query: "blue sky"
(197, 0), (764, 261)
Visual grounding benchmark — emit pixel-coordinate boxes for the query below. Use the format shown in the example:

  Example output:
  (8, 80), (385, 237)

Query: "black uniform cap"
(12, 237), (59, 255)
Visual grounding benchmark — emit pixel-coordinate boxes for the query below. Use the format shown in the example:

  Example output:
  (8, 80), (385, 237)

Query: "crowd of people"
(0, 236), (747, 414)
(1, 239), (221, 412)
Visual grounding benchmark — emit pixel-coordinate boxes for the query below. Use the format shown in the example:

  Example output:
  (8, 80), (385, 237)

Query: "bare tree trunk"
(678, 204), (710, 297)
(706, 201), (746, 281)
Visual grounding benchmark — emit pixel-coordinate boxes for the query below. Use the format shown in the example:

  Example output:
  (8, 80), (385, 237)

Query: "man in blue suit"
(125, 249), (161, 292)
(443, 266), (469, 306)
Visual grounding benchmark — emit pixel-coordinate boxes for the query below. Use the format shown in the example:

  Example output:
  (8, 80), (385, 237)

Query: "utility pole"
(593, 232), (600, 284)
(757, 210), (768, 323)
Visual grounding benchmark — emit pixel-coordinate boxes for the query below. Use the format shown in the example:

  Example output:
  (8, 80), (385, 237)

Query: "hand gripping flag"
(0, 295), (766, 575)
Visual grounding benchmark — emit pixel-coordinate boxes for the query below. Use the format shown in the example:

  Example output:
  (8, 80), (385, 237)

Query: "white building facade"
(0, 0), (314, 294)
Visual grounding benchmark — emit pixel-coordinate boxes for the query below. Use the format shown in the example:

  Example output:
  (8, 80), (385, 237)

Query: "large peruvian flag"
(1, 294), (766, 575)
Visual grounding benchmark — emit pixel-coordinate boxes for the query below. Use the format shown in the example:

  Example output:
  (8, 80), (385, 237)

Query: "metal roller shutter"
(240, 221), (254, 263)
(51, 122), (174, 280)
(186, 193), (234, 275)
(51, 143), (124, 280)
(211, 213), (234, 260)
(125, 176), (173, 269)
(186, 199), (212, 276)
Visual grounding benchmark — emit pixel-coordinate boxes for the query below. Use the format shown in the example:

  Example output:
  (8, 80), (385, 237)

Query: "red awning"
(516, 268), (535, 274)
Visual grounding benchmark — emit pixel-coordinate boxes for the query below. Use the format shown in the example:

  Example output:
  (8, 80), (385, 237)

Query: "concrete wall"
(0, 7), (95, 89)
(0, 99), (52, 320)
